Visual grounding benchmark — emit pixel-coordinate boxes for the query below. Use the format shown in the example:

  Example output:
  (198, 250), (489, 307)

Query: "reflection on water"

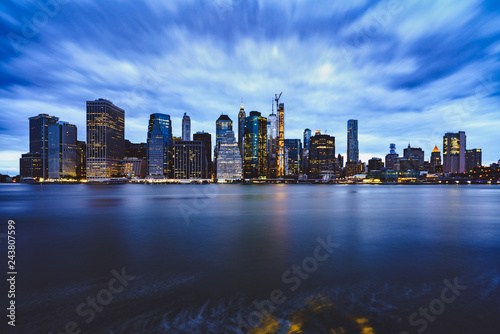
(0, 184), (499, 334)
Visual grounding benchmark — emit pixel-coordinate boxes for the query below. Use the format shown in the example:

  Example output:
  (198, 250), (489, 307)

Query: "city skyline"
(1, 1), (500, 175)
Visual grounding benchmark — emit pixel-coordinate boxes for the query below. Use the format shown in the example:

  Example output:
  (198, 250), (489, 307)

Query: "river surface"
(0, 184), (499, 334)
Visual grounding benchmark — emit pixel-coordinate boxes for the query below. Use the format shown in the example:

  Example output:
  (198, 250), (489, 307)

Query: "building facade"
(173, 140), (206, 179)
(182, 112), (191, 141)
(238, 104), (246, 159)
(284, 139), (301, 175)
(443, 131), (466, 173)
(147, 113), (173, 177)
(385, 143), (399, 170)
(267, 112), (278, 178)
(430, 145), (441, 173)
(20, 153), (43, 179)
(465, 148), (482, 172)
(368, 157), (383, 172)
(86, 99), (125, 179)
(28, 113), (59, 178)
(347, 119), (359, 163)
(243, 111), (268, 179)
(121, 157), (146, 178)
(48, 121), (77, 179)
(309, 132), (336, 179)
(216, 131), (242, 181)
(193, 131), (212, 179)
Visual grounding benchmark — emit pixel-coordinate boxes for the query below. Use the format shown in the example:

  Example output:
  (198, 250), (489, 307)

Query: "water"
(0, 184), (499, 333)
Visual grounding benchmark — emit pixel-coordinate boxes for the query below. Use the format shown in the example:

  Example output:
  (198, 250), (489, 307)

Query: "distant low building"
(465, 149), (482, 172)
(121, 157), (146, 178)
(368, 157), (383, 172)
(20, 153), (43, 179)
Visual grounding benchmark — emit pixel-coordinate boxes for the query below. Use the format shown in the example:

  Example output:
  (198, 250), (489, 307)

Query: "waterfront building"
(121, 157), (146, 178)
(443, 131), (466, 173)
(48, 121), (77, 179)
(194, 131), (212, 179)
(403, 144), (425, 170)
(368, 157), (383, 172)
(125, 140), (147, 160)
(86, 99), (125, 179)
(303, 128), (311, 150)
(238, 104), (246, 159)
(465, 148), (482, 172)
(28, 113), (59, 178)
(147, 113), (173, 177)
(309, 132), (335, 179)
(430, 145), (442, 173)
(347, 119), (359, 163)
(216, 131), (242, 181)
(76, 141), (86, 179)
(284, 139), (301, 175)
(267, 111), (278, 178)
(277, 103), (285, 177)
(243, 111), (268, 179)
(385, 143), (399, 170)
(173, 140), (206, 179)
(182, 112), (191, 141)
(19, 153), (43, 179)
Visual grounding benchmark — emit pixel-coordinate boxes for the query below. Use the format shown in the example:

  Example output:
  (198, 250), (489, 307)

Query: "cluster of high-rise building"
(19, 98), (487, 182)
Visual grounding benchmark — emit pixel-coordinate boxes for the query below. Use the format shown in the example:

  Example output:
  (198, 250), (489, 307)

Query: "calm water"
(0, 184), (499, 334)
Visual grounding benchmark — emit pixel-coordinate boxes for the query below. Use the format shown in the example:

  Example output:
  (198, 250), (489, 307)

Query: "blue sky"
(1, 0), (500, 175)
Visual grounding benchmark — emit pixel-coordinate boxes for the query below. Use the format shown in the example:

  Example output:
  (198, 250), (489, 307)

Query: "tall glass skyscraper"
(48, 121), (77, 179)
(284, 139), (301, 175)
(86, 99), (125, 179)
(309, 132), (335, 179)
(443, 131), (466, 173)
(347, 119), (359, 163)
(216, 131), (242, 181)
(216, 114), (233, 145)
(147, 113), (173, 177)
(303, 128), (311, 150)
(267, 112), (278, 178)
(244, 111), (268, 179)
(29, 113), (59, 178)
(182, 112), (191, 141)
(238, 104), (246, 158)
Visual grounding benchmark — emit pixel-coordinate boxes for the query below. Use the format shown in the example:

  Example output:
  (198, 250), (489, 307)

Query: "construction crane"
(275, 92), (284, 178)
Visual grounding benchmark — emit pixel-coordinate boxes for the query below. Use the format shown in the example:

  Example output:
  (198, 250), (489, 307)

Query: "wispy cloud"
(0, 0), (499, 174)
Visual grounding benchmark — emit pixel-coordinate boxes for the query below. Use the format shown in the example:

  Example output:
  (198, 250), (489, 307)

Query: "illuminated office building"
(430, 145), (441, 173)
(48, 121), (77, 179)
(368, 157), (383, 172)
(303, 128), (311, 150)
(121, 157), (146, 178)
(77, 141), (86, 179)
(147, 113), (173, 177)
(443, 131), (466, 173)
(347, 119), (359, 163)
(28, 113), (59, 178)
(216, 131), (242, 181)
(244, 111), (268, 179)
(284, 139), (301, 175)
(309, 132), (335, 179)
(86, 99), (125, 179)
(20, 153), (43, 179)
(466, 148), (482, 172)
(238, 104), (246, 158)
(277, 103), (285, 177)
(385, 143), (399, 170)
(194, 131), (212, 179)
(216, 114), (233, 146)
(267, 111), (278, 178)
(173, 140), (206, 179)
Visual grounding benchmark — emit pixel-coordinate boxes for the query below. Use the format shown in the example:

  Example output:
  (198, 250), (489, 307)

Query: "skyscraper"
(28, 113), (59, 178)
(309, 132), (336, 179)
(465, 148), (482, 172)
(430, 145), (441, 173)
(267, 111), (278, 178)
(173, 140), (206, 179)
(48, 121), (77, 179)
(86, 99), (125, 179)
(368, 157), (383, 172)
(244, 111), (268, 179)
(216, 114), (233, 146)
(277, 103), (285, 177)
(303, 128), (311, 150)
(443, 131), (466, 173)
(147, 113), (173, 177)
(347, 119), (359, 163)
(216, 130), (242, 181)
(194, 131), (212, 179)
(284, 139), (301, 175)
(238, 104), (246, 158)
(182, 112), (191, 141)
(403, 144), (425, 170)
(385, 143), (399, 170)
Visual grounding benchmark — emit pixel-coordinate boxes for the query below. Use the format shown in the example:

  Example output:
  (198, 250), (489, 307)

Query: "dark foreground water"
(0, 184), (499, 334)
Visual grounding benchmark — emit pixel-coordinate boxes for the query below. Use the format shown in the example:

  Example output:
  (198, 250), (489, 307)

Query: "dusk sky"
(1, 0), (500, 175)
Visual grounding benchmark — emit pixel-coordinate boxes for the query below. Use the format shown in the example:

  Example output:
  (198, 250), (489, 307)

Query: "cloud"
(1, 0), (500, 175)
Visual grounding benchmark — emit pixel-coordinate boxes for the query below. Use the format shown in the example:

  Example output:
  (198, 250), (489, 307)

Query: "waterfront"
(1, 184), (499, 333)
